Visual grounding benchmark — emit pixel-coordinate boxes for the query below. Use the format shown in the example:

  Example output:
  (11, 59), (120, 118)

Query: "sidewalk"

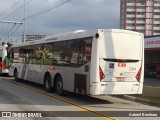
(143, 77), (160, 97)
(144, 77), (160, 87)
(121, 77), (160, 108)
(122, 95), (160, 107)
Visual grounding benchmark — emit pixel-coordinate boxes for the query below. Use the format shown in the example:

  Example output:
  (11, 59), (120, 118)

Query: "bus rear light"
(136, 67), (141, 82)
(2, 61), (6, 70)
(99, 66), (105, 81)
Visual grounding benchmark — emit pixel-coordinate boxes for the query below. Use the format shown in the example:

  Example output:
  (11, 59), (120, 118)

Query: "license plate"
(117, 77), (125, 81)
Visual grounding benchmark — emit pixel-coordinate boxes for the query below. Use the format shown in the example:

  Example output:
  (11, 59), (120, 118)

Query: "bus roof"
(12, 29), (142, 48)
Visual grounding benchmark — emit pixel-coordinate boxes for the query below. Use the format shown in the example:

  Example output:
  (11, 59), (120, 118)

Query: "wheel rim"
(45, 75), (51, 91)
(57, 81), (62, 90)
(45, 79), (49, 89)
(14, 71), (18, 80)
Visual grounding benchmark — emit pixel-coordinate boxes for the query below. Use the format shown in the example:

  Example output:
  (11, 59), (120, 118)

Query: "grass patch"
(131, 95), (160, 103)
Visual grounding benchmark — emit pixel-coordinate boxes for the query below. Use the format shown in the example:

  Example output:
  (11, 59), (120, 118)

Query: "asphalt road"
(0, 77), (159, 120)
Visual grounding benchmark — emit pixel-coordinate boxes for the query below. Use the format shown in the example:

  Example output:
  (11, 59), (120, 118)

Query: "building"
(22, 35), (46, 42)
(144, 35), (160, 77)
(120, 0), (160, 36)
(145, 35), (160, 63)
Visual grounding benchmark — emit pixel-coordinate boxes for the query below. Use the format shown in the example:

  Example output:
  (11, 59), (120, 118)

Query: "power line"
(26, 0), (105, 32)
(2, 23), (22, 42)
(25, 0), (71, 20)
(0, 0), (22, 18)
(2, 0), (34, 20)
(0, 29), (4, 36)
(10, 24), (22, 36)
(1, 0), (71, 39)
(48, 0), (105, 24)
(33, 0), (64, 15)
(4, 23), (16, 41)
(0, 28), (6, 40)
(8, 24), (16, 33)
(0, 20), (22, 40)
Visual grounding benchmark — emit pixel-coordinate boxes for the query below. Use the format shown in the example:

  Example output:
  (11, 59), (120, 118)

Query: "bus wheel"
(56, 76), (64, 96)
(14, 70), (19, 82)
(44, 75), (52, 92)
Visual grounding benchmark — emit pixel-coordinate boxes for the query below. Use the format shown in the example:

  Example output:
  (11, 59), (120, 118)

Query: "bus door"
(73, 38), (92, 94)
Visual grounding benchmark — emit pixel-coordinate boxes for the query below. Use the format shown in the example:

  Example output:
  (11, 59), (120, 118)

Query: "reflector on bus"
(99, 66), (105, 81)
(136, 67), (142, 82)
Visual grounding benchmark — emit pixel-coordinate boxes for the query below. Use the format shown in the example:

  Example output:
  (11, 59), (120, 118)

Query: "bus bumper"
(91, 82), (143, 95)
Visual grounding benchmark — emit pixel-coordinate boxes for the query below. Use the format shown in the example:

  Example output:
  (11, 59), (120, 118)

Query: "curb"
(122, 95), (160, 108)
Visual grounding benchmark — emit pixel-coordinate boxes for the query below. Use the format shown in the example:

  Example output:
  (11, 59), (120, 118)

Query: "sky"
(0, 0), (120, 42)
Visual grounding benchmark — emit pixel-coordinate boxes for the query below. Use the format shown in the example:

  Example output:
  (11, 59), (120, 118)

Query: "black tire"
(14, 70), (20, 82)
(56, 76), (64, 96)
(44, 74), (52, 92)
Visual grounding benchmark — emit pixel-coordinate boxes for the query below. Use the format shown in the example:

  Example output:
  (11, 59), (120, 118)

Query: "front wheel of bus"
(56, 76), (64, 96)
(14, 70), (19, 82)
(44, 75), (52, 92)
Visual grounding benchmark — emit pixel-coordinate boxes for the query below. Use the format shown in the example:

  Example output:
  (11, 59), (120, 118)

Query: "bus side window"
(78, 39), (92, 66)
(53, 41), (68, 66)
(68, 40), (79, 67)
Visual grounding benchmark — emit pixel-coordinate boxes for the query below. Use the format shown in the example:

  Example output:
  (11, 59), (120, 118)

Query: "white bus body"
(9, 29), (144, 95)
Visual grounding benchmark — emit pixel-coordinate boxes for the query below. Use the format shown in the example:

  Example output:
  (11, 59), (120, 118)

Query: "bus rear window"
(101, 32), (142, 60)
(103, 58), (139, 63)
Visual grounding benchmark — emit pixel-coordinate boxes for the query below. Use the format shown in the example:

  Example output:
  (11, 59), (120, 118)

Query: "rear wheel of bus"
(56, 76), (64, 96)
(44, 74), (52, 92)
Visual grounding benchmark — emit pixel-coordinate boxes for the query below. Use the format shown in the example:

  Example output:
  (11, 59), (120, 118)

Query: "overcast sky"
(0, 0), (120, 42)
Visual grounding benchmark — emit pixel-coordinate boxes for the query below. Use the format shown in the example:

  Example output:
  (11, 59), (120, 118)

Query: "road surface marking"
(10, 80), (118, 120)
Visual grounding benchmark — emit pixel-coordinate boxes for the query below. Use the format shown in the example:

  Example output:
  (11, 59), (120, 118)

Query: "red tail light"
(2, 61), (6, 70)
(136, 67), (141, 82)
(99, 66), (105, 81)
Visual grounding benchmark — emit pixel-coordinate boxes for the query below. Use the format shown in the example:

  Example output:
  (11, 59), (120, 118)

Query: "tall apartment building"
(120, 0), (160, 36)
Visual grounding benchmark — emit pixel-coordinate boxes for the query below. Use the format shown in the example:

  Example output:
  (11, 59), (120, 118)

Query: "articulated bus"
(0, 43), (10, 75)
(9, 29), (144, 95)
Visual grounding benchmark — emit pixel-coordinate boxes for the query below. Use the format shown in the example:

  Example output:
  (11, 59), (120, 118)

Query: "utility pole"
(8, 23), (10, 43)
(23, 0), (26, 43)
